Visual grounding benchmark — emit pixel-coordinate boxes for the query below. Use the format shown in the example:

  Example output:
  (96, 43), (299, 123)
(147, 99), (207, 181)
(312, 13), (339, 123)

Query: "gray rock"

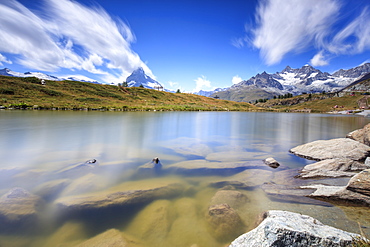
(302, 183), (370, 206)
(263, 157), (280, 168)
(298, 158), (370, 179)
(289, 138), (370, 161)
(205, 203), (245, 242)
(346, 169), (370, 196)
(346, 123), (370, 146)
(229, 210), (360, 247)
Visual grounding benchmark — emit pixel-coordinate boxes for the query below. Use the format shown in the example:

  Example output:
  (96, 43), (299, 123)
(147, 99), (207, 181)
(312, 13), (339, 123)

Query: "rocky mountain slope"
(212, 63), (370, 102)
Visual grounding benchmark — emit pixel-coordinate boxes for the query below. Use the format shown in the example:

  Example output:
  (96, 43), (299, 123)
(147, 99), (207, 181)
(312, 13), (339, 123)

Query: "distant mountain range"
(209, 63), (370, 102)
(0, 68), (100, 84)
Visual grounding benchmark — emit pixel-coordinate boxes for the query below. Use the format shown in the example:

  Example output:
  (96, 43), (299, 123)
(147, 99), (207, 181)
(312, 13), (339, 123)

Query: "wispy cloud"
(0, 0), (152, 83)
(193, 75), (214, 92)
(0, 53), (12, 66)
(251, 0), (339, 66)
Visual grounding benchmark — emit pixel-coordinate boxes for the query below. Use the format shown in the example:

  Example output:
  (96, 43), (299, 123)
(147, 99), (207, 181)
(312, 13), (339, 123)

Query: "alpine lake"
(0, 110), (369, 247)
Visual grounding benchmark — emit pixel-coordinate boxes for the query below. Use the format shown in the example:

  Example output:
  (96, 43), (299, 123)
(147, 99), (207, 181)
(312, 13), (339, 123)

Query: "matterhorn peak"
(126, 67), (164, 90)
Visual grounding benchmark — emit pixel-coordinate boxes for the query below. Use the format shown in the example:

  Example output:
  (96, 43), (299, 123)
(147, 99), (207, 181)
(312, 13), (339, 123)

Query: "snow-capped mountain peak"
(126, 67), (164, 89)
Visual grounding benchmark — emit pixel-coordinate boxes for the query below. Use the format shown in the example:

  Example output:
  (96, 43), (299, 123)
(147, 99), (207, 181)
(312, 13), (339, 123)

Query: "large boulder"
(205, 203), (245, 242)
(346, 123), (370, 146)
(346, 169), (370, 196)
(229, 210), (361, 247)
(298, 158), (370, 179)
(289, 138), (370, 161)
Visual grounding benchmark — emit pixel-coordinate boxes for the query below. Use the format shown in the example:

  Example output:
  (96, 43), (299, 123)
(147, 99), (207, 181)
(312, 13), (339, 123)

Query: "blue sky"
(1, 0), (370, 92)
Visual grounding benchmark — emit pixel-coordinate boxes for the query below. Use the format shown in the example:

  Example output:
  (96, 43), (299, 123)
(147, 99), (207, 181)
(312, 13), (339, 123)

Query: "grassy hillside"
(257, 92), (366, 113)
(0, 76), (260, 111)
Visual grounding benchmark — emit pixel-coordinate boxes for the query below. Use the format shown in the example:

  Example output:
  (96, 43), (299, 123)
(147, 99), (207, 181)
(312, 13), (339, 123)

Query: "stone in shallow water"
(347, 169), (370, 196)
(166, 160), (267, 176)
(229, 210), (361, 247)
(55, 180), (185, 213)
(208, 169), (273, 189)
(209, 190), (250, 210)
(263, 157), (280, 169)
(289, 138), (370, 161)
(205, 203), (245, 242)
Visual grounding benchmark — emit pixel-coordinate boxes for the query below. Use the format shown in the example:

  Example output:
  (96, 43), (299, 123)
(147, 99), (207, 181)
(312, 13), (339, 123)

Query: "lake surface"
(0, 111), (369, 246)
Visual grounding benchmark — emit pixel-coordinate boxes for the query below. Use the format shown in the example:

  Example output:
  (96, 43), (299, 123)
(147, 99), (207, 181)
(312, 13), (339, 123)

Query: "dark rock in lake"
(205, 203), (245, 242)
(297, 158), (370, 179)
(263, 157), (280, 168)
(229, 210), (361, 247)
(289, 138), (370, 161)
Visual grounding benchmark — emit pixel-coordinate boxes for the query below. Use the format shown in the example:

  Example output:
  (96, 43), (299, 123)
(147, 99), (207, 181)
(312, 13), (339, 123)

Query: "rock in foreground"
(229, 210), (360, 247)
(289, 138), (370, 161)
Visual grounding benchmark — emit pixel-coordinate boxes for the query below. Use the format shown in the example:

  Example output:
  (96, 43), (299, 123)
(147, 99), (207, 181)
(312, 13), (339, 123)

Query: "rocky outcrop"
(206, 203), (245, 242)
(302, 169), (370, 206)
(297, 158), (370, 179)
(0, 187), (42, 229)
(229, 210), (361, 247)
(346, 123), (370, 146)
(289, 138), (370, 161)
(55, 182), (184, 213)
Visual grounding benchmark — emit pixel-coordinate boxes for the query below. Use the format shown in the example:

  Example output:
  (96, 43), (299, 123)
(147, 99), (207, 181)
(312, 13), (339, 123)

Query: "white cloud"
(193, 75), (214, 92)
(0, 53), (12, 66)
(251, 0), (339, 65)
(231, 38), (245, 49)
(232, 75), (242, 84)
(310, 51), (329, 67)
(0, 0), (152, 83)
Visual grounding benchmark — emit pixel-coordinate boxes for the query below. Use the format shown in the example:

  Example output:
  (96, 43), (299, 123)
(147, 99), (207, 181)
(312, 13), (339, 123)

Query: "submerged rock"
(136, 158), (163, 178)
(298, 158), (370, 179)
(209, 169), (273, 189)
(205, 203), (245, 242)
(209, 190), (250, 210)
(229, 210), (360, 247)
(289, 138), (370, 161)
(55, 181), (184, 213)
(0, 187), (42, 229)
(76, 228), (143, 247)
(165, 160), (267, 176)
